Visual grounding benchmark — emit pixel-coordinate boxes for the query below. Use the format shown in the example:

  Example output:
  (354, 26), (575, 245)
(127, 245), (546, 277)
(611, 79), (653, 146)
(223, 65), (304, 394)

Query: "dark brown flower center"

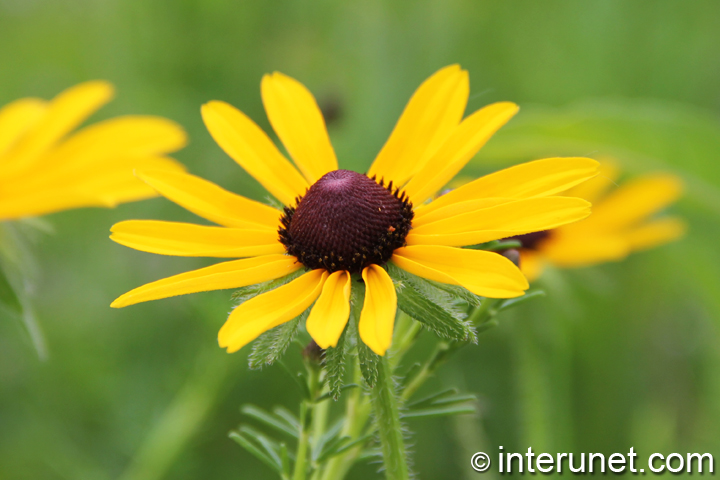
(279, 169), (413, 273)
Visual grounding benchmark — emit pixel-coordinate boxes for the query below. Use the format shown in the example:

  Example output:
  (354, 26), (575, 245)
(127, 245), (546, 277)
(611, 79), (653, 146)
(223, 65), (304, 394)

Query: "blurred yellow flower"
(0, 82), (187, 220)
(515, 162), (685, 281)
(110, 65), (598, 355)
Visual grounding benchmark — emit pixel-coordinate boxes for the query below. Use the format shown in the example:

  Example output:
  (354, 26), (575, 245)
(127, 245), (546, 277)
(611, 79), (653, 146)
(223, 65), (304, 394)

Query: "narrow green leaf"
(272, 406), (300, 432)
(0, 264), (22, 314)
(248, 312), (304, 369)
(280, 443), (291, 479)
(229, 431), (282, 474)
(239, 425), (284, 470)
(331, 433), (375, 457)
(240, 404), (299, 440)
(496, 289), (546, 312)
(425, 278), (483, 308)
(406, 388), (459, 409)
(315, 436), (353, 464)
(402, 404), (476, 418)
(311, 418), (344, 463)
(323, 325), (348, 400)
(315, 384), (359, 403)
(388, 263), (476, 343)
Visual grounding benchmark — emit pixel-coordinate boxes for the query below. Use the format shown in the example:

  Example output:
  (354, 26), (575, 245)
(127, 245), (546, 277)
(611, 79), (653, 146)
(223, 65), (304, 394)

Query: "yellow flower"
(515, 162), (685, 281)
(110, 65), (598, 355)
(0, 82), (186, 220)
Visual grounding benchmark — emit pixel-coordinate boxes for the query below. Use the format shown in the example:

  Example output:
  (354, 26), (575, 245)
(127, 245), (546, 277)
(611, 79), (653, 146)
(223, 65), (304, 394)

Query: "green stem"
(293, 402), (310, 480)
(371, 357), (410, 480)
(318, 363), (371, 480)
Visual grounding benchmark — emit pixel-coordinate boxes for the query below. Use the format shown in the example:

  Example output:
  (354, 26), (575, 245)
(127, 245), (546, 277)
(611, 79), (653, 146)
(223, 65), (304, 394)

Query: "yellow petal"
(136, 169), (281, 229)
(359, 265), (397, 356)
(402, 102), (519, 205)
(110, 220), (285, 257)
(412, 197), (513, 227)
(414, 157), (599, 219)
(564, 160), (620, 203)
(539, 232), (630, 267)
(261, 72), (338, 184)
(36, 116), (187, 173)
(0, 156), (185, 220)
(623, 217), (686, 252)
(584, 174), (683, 232)
(0, 98), (47, 156)
(392, 245), (528, 298)
(219, 269), (327, 353)
(368, 65), (469, 186)
(407, 197), (592, 247)
(305, 270), (351, 348)
(201, 100), (309, 205)
(1, 81), (114, 177)
(111, 254), (301, 308)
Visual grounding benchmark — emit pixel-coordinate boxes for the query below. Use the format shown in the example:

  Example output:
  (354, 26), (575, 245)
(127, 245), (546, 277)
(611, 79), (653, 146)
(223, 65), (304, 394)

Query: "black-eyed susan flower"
(513, 162), (685, 281)
(0, 81), (186, 220)
(110, 65), (598, 355)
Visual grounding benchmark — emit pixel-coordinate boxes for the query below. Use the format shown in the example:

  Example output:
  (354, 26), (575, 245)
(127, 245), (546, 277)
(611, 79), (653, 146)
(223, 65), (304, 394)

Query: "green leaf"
(232, 268), (305, 305)
(466, 239), (522, 252)
(402, 404), (476, 418)
(405, 388), (477, 418)
(387, 263), (477, 343)
(248, 311), (304, 369)
(240, 404), (299, 440)
(315, 384), (359, 403)
(272, 406), (300, 432)
(323, 326), (348, 400)
(496, 289), (546, 312)
(0, 264), (22, 314)
(229, 431), (282, 474)
(424, 278), (482, 308)
(346, 278), (380, 388)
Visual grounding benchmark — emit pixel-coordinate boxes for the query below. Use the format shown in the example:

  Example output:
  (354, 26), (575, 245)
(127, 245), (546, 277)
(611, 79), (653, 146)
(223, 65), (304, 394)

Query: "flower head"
(111, 66), (598, 355)
(0, 82), (186, 220)
(511, 161), (685, 281)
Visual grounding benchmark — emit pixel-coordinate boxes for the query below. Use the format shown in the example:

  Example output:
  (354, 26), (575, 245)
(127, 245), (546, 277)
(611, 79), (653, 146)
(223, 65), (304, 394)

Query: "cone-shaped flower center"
(279, 169), (412, 273)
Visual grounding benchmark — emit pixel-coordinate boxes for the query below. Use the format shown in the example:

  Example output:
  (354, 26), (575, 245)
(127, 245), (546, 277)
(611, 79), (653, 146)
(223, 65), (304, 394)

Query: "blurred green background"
(1, 1), (719, 478)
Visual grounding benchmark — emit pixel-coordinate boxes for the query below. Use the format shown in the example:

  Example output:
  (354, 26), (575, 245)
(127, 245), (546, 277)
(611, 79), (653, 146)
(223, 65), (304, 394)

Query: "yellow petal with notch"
(306, 270), (351, 349)
(201, 100), (309, 205)
(136, 169), (281, 229)
(111, 254), (300, 308)
(403, 102), (519, 205)
(368, 65), (469, 186)
(392, 246), (528, 298)
(414, 157), (599, 219)
(110, 220), (284, 257)
(408, 197), (591, 247)
(359, 265), (397, 356)
(218, 269), (327, 353)
(261, 72), (338, 184)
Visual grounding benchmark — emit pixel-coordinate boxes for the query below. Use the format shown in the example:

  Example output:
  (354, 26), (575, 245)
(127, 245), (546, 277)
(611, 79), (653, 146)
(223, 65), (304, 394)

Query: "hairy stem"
(371, 356), (410, 480)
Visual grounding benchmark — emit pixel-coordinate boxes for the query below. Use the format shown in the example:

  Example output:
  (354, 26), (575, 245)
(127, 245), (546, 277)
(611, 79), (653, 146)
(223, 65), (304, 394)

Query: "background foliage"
(1, 1), (719, 478)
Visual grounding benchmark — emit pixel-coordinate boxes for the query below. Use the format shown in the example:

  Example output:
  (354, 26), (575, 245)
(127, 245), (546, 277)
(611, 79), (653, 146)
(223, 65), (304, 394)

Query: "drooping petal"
(0, 98), (47, 156)
(305, 270), (351, 348)
(110, 220), (284, 257)
(623, 217), (686, 251)
(1, 81), (114, 176)
(368, 65), (469, 186)
(218, 269), (327, 353)
(414, 157), (599, 219)
(359, 265), (397, 356)
(261, 72), (338, 184)
(111, 254), (301, 308)
(582, 174), (683, 232)
(201, 100), (309, 205)
(392, 246), (528, 298)
(136, 169), (281, 229)
(0, 156), (185, 220)
(402, 102), (519, 205)
(407, 197), (591, 247)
